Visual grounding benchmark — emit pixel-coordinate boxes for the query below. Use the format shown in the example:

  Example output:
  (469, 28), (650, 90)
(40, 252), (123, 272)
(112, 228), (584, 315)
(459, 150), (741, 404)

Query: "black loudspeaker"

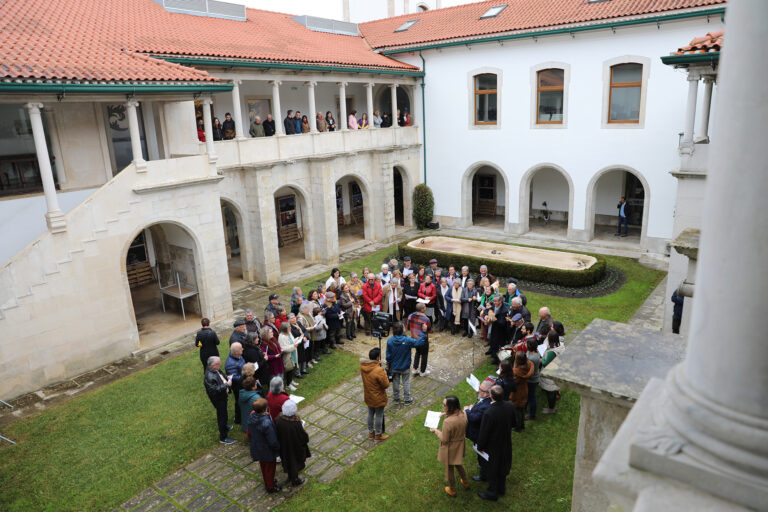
(371, 312), (392, 337)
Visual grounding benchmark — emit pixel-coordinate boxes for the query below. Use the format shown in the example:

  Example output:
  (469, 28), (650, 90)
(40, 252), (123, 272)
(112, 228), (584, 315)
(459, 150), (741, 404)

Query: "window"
(609, 63), (642, 123)
(480, 5), (507, 18)
(537, 68), (564, 124)
(395, 19), (418, 32)
(417, 3), (429, 12)
(474, 74), (497, 125)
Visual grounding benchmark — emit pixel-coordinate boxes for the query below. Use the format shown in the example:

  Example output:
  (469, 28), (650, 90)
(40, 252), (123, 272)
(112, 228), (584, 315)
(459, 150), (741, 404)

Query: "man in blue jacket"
(225, 342), (245, 424)
(385, 321), (426, 405)
(465, 379), (492, 481)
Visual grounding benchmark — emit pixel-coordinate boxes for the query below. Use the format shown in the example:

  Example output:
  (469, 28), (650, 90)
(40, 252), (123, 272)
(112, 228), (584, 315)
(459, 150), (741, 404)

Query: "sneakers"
(288, 384), (298, 391)
(374, 433), (390, 441)
(420, 370), (431, 377)
(220, 438), (236, 444)
(403, 399), (414, 405)
(412, 369), (420, 376)
(307, 362), (314, 369)
(542, 407), (557, 414)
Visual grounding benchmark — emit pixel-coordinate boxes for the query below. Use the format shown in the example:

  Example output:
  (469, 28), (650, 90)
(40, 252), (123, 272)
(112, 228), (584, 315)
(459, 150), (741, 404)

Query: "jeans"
(413, 341), (429, 372)
(618, 216), (628, 234)
(391, 370), (411, 401)
(211, 398), (228, 441)
(367, 406), (384, 435)
(527, 382), (538, 419)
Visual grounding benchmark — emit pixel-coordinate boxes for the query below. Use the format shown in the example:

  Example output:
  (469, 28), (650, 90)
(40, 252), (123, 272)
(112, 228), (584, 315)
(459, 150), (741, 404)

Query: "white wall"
(51, 103), (110, 190)
(396, 17), (724, 243)
(0, 188), (97, 264)
(595, 170), (624, 215)
(531, 167), (569, 213)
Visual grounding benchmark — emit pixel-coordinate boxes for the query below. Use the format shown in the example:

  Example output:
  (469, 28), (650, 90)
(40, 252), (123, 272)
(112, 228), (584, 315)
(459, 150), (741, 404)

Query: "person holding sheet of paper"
(324, 292), (343, 348)
(361, 272), (383, 336)
(417, 274), (438, 322)
(407, 303), (432, 377)
(460, 278), (479, 338)
(429, 395), (469, 497)
(381, 278), (403, 321)
(476, 385), (516, 501)
(465, 379), (492, 481)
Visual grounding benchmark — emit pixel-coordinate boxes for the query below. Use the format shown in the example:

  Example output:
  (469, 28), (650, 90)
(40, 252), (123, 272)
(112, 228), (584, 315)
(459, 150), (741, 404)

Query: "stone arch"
(518, 163), (575, 235)
(334, 171), (374, 241)
(460, 161), (510, 230)
(585, 165), (650, 244)
(393, 164), (413, 227)
(374, 85), (412, 123)
(273, 183), (314, 269)
(219, 195), (250, 284)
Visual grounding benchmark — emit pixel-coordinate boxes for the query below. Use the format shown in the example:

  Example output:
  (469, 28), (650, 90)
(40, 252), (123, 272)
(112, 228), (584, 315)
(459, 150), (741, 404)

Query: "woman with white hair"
(266, 376), (290, 421)
(275, 400), (311, 487)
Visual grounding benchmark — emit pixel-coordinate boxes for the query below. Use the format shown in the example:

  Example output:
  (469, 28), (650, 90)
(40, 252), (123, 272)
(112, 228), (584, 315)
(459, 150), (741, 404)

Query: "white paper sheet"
(537, 343), (547, 358)
(301, 420), (306, 428)
(289, 394), (305, 404)
(466, 373), (480, 392)
(372, 305), (381, 312)
(416, 298), (430, 304)
(303, 339), (310, 349)
(468, 321), (477, 335)
(424, 410), (441, 429)
(473, 444), (490, 461)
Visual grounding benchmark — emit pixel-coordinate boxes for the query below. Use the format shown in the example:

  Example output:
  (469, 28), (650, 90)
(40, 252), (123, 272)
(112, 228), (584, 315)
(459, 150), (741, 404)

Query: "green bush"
(397, 238), (606, 287)
(412, 184), (434, 229)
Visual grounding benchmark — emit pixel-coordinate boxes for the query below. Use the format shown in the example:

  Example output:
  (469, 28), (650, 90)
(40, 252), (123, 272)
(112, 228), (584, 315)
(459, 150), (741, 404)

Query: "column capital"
(269, 80), (282, 86)
(364, 82), (375, 89)
(305, 81), (317, 87)
(231, 79), (242, 86)
(686, 72), (701, 82)
(200, 97), (214, 105)
(337, 81), (348, 87)
(389, 83), (398, 89)
(25, 102), (44, 112)
(701, 74), (716, 84)
(126, 98), (140, 108)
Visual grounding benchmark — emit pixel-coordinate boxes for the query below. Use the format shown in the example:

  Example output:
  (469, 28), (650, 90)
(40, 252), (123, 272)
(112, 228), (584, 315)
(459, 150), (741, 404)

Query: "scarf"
(451, 286), (462, 324)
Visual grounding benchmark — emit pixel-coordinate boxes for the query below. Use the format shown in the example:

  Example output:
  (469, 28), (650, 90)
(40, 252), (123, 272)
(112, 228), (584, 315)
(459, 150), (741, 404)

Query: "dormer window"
(480, 5), (507, 19)
(395, 19), (419, 32)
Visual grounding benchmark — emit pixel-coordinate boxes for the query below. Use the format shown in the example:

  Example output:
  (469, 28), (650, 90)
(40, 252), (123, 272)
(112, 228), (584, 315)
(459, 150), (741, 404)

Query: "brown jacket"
(381, 283), (402, 314)
(436, 410), (467, 465)
(511, 360), (534, 408)
(360, 359), (389, 408)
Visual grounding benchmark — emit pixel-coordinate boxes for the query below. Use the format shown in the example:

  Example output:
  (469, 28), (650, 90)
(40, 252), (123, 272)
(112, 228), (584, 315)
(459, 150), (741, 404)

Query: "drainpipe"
(419, 50), (427, 185)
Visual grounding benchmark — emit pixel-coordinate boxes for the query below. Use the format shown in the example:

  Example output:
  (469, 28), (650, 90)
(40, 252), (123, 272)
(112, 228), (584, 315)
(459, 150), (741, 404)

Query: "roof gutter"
(155, 55), (425, 77)
(380, 7), (726, 55)
(0, 82), (233, 93)
(660, 52), (720, 67)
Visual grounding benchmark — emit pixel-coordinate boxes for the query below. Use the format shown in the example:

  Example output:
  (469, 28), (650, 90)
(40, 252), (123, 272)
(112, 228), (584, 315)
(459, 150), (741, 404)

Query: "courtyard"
(0, 241), (665, 512)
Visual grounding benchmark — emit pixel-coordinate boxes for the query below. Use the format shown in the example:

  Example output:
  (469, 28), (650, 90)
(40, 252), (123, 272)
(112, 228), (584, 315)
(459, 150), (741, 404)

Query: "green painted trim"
(380, 7), (726, 55)
(660, 52), (719, 66)
(155, 55), (425, 77)
(0, 82), (233, 93)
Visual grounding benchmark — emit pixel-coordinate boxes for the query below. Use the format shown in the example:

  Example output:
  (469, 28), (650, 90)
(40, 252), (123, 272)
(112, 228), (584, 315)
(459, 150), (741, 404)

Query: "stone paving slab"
(121, 372), (444, 512)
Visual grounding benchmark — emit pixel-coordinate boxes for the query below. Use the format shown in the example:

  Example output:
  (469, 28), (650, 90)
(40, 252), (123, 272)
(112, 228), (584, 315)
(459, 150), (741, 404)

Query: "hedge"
(412, 184), (434, 229)
(397, 239), (606, 288)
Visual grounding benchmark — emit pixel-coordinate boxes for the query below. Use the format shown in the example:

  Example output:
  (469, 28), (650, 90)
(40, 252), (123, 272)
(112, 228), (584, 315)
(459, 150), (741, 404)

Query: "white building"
(0, 0), (726, 399)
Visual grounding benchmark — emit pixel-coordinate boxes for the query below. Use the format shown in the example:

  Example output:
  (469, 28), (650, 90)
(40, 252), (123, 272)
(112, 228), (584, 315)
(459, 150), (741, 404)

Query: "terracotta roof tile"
(360, 0), (727, 51)
(674, 29), (723, 54)
(0, 0), (416, 83)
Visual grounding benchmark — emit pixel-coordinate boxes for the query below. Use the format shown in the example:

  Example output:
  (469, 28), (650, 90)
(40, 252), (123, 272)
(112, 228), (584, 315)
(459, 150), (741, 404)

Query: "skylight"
(480, 4), (507, 19)
(395, 19), (419, 32)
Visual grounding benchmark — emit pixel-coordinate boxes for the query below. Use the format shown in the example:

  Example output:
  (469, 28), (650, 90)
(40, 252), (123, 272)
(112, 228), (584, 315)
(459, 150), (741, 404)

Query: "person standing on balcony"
(263, 114), (276, 136)
(222, 113), (236, 140)
(293, 111), (303, 135)
(373, 109), (382, 128)
(212, 117), (224, 141)
(325, 111), (336, 132)
(359, 113), (370, 129)
(196, 118), (206, 142)
(249, 116), (265, 137)
(316, 111), (328, 132)
(284, 110), (296, 135)
(301, 115), (310, 134)
(616, 196), (631, 237)
(381, 112), (392, 127)
(403, 108), (412, 126)
(348, 110), (359, 130)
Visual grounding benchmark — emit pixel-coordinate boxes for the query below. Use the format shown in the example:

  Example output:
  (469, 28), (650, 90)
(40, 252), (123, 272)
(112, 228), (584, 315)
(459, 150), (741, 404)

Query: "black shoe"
(291, 478), (306, 486)
(403, 399), (414, 405)
(351, 334), (357, 339)
(621, 233), (628, 237)
(336, 340), (345, 345)
(295, 374), (304, 380)
(484, 350), (493, 355)
(301, 370), (310, 375)
(478, 491), (497, 501)
(329, 345), (337, 350)
(472, 475), (486, 482)
(226, 425), (234, 431)
(347, 337), (353, 341)
(266, 485), (282, 494)
(323, 349), (331, 354)
(614, 233), (621, 237)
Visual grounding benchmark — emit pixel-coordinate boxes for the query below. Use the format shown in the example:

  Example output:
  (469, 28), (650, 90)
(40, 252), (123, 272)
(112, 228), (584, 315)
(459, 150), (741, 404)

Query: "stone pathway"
(628, 276), (668, 331)
(117, 373), (453, 512)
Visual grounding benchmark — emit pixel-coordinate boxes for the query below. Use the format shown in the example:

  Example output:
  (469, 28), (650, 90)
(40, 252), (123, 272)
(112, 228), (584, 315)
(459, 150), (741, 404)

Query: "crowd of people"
(196, 107), (412, 142)
(199, 255), (566, 498)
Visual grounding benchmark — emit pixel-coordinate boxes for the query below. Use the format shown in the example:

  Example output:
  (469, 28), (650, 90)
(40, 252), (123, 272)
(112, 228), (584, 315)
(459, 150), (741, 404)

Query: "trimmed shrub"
(412, 184), (434, 229)
(397, 239), (606, 288)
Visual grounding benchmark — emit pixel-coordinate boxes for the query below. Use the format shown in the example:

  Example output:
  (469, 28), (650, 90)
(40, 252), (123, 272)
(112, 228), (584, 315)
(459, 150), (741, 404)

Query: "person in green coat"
(238, 375), (262, 432)
(249, 116), (266, 137)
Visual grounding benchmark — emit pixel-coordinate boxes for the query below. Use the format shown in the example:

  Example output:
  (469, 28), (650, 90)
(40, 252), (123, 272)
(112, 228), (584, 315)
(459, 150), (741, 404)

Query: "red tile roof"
(673, 30), (723, 54)
(360, 0), (727, 52)
(0, 0), (416, 84)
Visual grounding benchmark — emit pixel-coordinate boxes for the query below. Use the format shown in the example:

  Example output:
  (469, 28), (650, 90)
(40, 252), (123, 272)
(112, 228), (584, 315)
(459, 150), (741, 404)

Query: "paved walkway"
(628, 276), (668, 331)
(117, 374), (453, 512)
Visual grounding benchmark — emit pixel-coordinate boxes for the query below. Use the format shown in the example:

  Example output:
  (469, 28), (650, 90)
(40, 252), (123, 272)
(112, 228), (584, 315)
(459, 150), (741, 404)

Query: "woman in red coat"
(361, 272), (382, 336)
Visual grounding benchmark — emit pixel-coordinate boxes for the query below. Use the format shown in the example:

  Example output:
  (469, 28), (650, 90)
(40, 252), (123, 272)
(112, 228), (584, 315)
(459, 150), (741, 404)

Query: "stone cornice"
(132, 175), (224, 194)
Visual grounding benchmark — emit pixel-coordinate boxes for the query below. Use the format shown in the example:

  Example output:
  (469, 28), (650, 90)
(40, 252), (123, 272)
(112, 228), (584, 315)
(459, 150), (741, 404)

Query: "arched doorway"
(220, 199), (247, 289)
(393, 166), (413, 228)
(125, 222), (203, 348)
(336, 174), (371, 249)
(586, 167), (649, 243)
(461, 163), (508, 229)
(519, 165), (574, 237)
(275, 186), (310, 273)
(375, 86), (412, 125)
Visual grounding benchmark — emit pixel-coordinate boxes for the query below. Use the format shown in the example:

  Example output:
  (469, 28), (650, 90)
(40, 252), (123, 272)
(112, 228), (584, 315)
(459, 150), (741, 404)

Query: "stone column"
(310, 160), (340, 264)
(696, 76), (715, 143)
(25, 102), (66, 233)
(390, 84), (398, 127)
(270, 80), (284, 136)
(680, 75), (699, 153)
(306, 81), (318, 133)
(126, 98), (147, 170)
(365, 83), (374, 127)
(201, 98), (218, 176)
(622, 2), (768, 508)
(231, 80), (245, 139)
(338, 82), (348, 130)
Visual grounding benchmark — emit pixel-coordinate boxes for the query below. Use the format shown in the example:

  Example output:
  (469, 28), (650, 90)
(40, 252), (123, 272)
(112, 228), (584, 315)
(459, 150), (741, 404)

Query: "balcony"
(202, 126), (420, 169)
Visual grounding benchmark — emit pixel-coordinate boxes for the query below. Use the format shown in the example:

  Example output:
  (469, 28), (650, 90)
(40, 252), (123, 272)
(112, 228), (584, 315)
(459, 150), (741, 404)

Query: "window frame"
(474, 73), (498, 126)
(608, 63), (643, 124)
(536, 68), (565, 125)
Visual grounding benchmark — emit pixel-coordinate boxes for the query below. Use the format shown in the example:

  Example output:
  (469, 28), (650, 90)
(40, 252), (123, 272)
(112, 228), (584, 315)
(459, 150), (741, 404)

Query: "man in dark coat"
(230, 320), (247, 346)
(203, 356), (234, 444)
(248, 398), (282, 493)
(284, 110), (296, 135)
(536, 306), (554, 338)
(477, 385), (516, 501)
(242, 332), (270, 392)
(508, 296), (531, 324)
(195, 317), (220, 371)
(465, 379), (492, 482)
(221, 112), (236, 140)
(263, 114), (276, 136)
(487, 295), (509, 364)
(274, 399), (310, 486)
(244, 309), (261, 335)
